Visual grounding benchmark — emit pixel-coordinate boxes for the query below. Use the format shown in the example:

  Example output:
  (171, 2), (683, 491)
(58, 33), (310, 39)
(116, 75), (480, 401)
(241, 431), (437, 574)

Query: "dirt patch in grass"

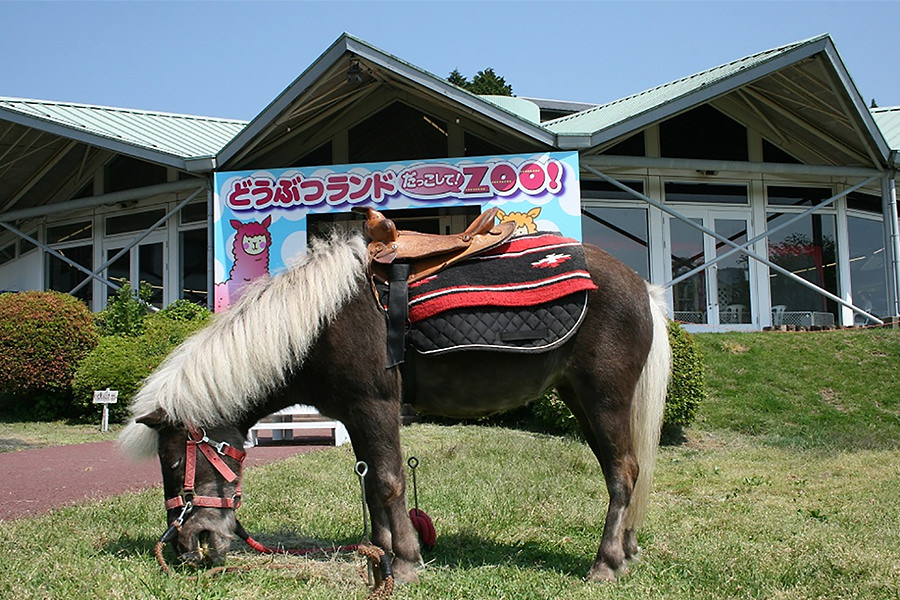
(0, 438), (36, 452)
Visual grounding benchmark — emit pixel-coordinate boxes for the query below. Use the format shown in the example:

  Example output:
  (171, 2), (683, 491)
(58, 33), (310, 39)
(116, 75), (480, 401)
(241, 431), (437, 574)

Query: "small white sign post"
(93, 388), (119, 432)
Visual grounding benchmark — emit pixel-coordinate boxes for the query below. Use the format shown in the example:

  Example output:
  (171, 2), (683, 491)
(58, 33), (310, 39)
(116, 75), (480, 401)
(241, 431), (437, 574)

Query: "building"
(1, 33), (897, 330)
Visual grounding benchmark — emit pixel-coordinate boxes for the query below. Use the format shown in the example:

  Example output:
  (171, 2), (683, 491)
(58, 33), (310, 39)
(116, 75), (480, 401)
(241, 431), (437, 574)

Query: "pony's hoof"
(391, 558), (419, 583)
(585, 563), (617, 583)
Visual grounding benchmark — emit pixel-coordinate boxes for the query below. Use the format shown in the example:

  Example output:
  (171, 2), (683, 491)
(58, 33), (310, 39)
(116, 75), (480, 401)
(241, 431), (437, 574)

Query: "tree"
(447, 67), (513, 96)
(447, 68), (468, 88)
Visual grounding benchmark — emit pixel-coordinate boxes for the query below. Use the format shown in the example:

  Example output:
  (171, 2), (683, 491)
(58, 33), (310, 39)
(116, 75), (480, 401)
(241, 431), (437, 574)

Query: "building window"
(847, 191), (881, 214)
(349, 102), (448, 163)
(582, 206), (649, 279)
(180, 228), (208, 305)
(664, 182), (748, 205)
(582, 179), (644, 201)
(847, 214), (887, 324)
(0, 242), (15, 267)
(659, 104), (748, 161)
(179, 202), (207, 225)
(106, 209), (166, 235)
(47, 221), (92, 244)
(47, 245), (92, 305)
(767, 185), (833, 208)
(767, 212), (838, 321)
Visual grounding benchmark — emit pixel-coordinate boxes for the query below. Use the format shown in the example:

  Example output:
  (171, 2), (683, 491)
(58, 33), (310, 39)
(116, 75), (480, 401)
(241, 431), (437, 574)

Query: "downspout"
(884, 171), (900, 324)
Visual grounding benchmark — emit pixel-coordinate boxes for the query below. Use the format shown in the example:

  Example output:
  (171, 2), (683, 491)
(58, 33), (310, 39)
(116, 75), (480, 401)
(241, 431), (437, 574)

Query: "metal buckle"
(173, 499), (193, 527)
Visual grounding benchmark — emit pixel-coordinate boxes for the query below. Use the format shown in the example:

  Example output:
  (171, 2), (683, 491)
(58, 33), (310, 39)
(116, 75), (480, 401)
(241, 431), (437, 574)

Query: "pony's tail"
(626, 283), (671, 531)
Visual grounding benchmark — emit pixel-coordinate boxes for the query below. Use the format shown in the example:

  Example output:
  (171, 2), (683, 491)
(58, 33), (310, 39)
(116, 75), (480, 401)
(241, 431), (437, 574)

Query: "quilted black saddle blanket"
(403, 232), (598, 355)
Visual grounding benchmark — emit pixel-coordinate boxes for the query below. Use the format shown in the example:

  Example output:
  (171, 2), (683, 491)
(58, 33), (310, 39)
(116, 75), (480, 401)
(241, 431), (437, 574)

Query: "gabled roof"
(544, 34), (892, 168)
(217, 33), (555, 168)
(0, 97), (246, 167)
(546, 37), (818, 137)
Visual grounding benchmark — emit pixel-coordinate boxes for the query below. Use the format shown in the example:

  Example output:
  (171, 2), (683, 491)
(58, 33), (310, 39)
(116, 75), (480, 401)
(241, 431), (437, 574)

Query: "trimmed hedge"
(526, 321), (707, 441)
(663, 321), (705, 433)
(72, 307), (211, 422)
(0, 291), (98, 417)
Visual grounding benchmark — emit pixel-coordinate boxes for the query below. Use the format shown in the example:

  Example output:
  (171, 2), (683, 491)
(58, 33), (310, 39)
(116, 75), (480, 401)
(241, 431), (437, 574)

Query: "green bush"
(71, 336), (154, 423)
(529, 389), (581, 438)
(159, 298), (211, 322)
(0, 291), (98, 418)
(95, 280), (152, 336)
(72, 309), (211, 422)
(525, 321), (706, 441)
(664, 321), (706, 433)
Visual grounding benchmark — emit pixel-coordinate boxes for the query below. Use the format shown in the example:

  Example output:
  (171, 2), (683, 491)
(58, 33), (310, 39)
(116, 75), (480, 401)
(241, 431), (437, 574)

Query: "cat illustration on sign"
(214, 215), (272, 311)
(496, 207), (541, 236)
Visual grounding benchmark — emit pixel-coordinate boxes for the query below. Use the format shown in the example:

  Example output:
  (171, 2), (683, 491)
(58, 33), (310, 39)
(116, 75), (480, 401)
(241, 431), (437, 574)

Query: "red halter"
(164, 427), (246, 514)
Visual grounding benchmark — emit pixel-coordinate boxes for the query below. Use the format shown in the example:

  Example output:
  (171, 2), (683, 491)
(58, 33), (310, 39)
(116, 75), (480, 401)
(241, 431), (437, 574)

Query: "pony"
(213, 215), (272, 311)
(119, 228), (670, 583)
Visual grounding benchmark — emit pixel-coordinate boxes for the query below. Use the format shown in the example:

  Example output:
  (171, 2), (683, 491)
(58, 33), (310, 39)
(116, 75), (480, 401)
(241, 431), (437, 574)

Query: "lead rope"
(155, 460), (393, 599)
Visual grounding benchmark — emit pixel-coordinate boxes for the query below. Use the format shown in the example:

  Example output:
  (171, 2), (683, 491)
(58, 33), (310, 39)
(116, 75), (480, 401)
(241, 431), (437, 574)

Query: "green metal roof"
(0, 97), (247, 161)
(545, 35), (827, 139)
(2, 33), (896, 170)
(872, 106), (900, 151)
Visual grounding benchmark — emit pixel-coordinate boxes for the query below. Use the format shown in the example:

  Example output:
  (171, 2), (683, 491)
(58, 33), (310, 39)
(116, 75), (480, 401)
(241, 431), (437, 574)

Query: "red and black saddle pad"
(403, 233), (597, 355)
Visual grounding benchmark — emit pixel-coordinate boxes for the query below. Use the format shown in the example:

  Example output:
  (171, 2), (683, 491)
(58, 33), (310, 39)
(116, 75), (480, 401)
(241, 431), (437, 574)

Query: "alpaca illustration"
(496, 207), (541, 236)
(214, 215), (272, 311)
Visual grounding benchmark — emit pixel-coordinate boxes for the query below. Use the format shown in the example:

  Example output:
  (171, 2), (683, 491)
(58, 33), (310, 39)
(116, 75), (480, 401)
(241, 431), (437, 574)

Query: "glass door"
(668, 210), (753, 327)
(105, 239), (166, 308)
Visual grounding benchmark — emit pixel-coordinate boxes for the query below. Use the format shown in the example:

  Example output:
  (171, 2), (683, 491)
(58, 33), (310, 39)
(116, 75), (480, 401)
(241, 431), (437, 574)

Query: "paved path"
(0, 440), (324, 520)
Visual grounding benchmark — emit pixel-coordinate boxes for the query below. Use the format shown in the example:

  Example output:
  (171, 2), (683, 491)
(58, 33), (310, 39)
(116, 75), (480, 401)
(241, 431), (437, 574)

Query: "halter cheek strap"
(165, 428), (246, 512)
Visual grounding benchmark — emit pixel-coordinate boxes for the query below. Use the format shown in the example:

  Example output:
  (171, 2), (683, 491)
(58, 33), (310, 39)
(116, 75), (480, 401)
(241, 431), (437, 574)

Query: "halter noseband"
(164, 427), (246, 518)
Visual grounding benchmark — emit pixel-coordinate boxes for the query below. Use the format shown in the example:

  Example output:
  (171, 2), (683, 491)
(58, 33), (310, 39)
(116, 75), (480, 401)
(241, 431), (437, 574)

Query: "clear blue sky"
(2, 1), (898, 121)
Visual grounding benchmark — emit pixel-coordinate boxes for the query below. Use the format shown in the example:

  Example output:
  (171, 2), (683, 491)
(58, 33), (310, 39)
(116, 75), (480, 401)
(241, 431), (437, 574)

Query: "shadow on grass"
(105, 530), (591, 578)
(423, 532), (588, 578)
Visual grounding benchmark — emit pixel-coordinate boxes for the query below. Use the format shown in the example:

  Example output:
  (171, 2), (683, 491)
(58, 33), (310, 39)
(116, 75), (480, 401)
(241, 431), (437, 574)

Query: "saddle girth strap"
(385, 262), (411, 368)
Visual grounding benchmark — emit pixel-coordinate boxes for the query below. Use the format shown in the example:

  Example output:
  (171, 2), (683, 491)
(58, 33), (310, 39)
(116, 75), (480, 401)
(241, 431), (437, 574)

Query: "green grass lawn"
(0, 419), (119, 452)
(1, 328), (899, 599)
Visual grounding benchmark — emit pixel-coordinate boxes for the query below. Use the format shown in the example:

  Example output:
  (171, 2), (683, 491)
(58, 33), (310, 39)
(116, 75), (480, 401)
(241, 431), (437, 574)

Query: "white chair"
(771, 305), (786, 326)
(722, 304), (746, 324)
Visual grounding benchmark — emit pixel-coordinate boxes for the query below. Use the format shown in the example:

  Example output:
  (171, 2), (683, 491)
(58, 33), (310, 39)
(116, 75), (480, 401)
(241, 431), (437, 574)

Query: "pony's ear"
(135, 408), (168, 429)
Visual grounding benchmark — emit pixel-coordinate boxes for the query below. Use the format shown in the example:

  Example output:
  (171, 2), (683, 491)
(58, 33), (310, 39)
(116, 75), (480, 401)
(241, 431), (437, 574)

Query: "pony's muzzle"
(173, 508), (237, 567)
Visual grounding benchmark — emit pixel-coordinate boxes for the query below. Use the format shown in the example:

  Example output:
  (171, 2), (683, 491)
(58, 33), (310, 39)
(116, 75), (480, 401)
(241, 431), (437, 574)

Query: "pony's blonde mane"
(118, 229), (367, 459)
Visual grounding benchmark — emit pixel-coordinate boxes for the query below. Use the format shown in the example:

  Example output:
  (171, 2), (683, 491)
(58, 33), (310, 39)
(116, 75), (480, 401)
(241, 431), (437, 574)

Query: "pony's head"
(124, 410), (246, 566)
(118, 229), (369, 567)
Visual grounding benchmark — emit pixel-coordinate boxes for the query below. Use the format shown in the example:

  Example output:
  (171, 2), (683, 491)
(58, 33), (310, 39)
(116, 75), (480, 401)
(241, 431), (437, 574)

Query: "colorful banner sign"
(213, 151), (580, 310)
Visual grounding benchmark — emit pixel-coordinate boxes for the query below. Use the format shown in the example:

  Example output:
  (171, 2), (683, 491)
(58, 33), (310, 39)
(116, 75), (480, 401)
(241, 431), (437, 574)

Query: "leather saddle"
(352, 206), (516, 368)
(353, 206), (516, 284)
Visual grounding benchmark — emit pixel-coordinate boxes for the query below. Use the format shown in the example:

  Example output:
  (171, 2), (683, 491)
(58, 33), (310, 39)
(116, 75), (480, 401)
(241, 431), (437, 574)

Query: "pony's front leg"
(347, 413), (422, 582)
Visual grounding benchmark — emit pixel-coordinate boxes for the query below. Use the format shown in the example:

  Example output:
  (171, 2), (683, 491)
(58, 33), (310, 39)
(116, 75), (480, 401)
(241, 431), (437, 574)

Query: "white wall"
(0, 251), (42, 292)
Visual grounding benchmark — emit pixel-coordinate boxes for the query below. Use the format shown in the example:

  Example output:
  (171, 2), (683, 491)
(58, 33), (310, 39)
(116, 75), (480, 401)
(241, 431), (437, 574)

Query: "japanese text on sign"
(224, 158), (565, 212)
